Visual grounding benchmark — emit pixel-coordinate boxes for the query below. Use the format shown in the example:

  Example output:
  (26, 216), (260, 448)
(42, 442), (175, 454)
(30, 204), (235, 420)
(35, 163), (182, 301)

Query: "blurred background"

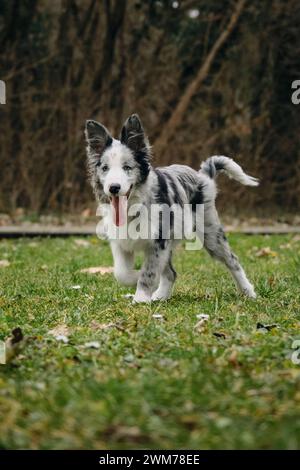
(0, 0), (299, 221)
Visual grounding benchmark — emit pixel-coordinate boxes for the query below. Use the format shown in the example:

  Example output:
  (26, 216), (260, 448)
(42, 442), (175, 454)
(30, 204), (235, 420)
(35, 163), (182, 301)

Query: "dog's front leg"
(133, 243), (170, 303)
(111, 242), (139, 287)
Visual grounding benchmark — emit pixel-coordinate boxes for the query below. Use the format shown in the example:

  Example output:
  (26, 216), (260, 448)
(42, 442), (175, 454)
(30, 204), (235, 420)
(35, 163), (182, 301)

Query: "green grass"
(0, 234), (300, 449)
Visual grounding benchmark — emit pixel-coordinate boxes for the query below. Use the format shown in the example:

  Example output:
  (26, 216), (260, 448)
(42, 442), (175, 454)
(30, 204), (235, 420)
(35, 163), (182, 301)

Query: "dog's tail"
(200, 155), (259, 186)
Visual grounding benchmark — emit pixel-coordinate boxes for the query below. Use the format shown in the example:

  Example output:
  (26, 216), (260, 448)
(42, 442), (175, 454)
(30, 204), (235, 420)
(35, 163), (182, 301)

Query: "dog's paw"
(151, 290), (171, 302)
(132, 292), (151, 304)
(242, 287), (257, 299)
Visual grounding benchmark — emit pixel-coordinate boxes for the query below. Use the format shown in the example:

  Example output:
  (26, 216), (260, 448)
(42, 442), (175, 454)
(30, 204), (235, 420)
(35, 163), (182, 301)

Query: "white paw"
(132, 291), (151, 304)
(151, 290), (171, 302)
(242, 287), (257, 299)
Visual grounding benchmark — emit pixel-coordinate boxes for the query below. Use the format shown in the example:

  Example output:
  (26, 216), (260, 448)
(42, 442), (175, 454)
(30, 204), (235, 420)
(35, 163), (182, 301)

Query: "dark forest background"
(0, 0), (299, 217)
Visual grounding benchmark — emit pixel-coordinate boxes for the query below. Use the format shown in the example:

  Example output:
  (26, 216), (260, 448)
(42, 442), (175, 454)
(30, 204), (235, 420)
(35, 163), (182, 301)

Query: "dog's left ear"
(120, 114), (148, 154)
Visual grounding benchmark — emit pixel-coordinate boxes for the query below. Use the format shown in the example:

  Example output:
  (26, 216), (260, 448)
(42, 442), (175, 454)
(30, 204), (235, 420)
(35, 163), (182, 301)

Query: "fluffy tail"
(200, 155), (259, 186)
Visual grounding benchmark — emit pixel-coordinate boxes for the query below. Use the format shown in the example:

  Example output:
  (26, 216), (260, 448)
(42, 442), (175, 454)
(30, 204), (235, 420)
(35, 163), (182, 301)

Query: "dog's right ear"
(120, 114), (148, 154)
(85, 120), (112, 159)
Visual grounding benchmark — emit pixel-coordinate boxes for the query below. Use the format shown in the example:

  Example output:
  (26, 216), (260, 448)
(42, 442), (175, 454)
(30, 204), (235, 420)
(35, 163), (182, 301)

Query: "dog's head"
(85, 114), (151, 203)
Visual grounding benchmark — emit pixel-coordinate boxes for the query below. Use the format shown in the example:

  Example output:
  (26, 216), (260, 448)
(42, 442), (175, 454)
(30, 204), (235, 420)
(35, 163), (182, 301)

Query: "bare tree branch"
(154, 0), (247, 155)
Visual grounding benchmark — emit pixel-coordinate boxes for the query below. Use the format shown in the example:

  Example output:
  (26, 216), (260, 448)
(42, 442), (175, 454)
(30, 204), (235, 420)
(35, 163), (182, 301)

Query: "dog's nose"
(109, 184), (121, 195)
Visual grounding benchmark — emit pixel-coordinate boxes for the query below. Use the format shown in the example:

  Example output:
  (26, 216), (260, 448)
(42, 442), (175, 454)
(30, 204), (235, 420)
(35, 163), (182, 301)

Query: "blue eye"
(123, 165), (132, 172)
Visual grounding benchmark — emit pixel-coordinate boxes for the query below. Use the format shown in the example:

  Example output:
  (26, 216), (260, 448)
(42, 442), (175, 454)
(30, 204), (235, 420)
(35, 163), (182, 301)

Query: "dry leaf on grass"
(80, 266), (114, 275)
(256, 322), (278, 332)
(74, 239), (90, 248)
(54, 335), (69, 343)
(228, 349), (239, 367)
(122, 293), (134, 299)
(213, 332), (226, 339)
(90, 320), (115, 330)
(196, 313), (210, 320)
(90, 320), (126, 332)
(255, 247), (278, 257)
(194, 314), (210, 332)
(105, 425), (144, 443)
(0, 260), (10, 267)
(49, 325), (70, 343)
(4, 327), (25, 362)
(84, 341), (100, 349)
(279, 243), (292, 250)
(268, 275), (276, 287)
(152, 313), (164, 320)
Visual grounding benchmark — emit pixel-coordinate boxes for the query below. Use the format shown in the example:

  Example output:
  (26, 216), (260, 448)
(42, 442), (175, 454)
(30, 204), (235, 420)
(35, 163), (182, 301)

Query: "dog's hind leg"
(202, 204), (256, 298)
(111, 242), (139, 287)
(151, 250), (177, 301)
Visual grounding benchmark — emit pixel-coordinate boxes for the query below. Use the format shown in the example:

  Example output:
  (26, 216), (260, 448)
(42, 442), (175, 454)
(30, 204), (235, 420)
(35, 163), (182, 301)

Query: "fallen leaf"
(228, 349), (239, 367)
(179, 414), (199, 429)
(4, 327), (25, 362)
(152, 313), (164, 319)
(0, 260), (10, 267)
(124, 353), (135, 363)
(256, 322), (278, 332)
(268, 275), (275, 287)
(107, 425), (144, 443)
(74, 239), (90, 248)
(255, 247), (278, 257)
(80, 266), (114, 275)
(122, 293), (134, 299)
(54, 335), (69, 343)
(279, 243), (292, 250)
(90, 320), (124, 331)
(213, 332), (226, 339)
(49, 324), (70, 341)
(196, 313), (210, 320)
(194, 314), (210, 332)
(90, 320), (108, 330)
(84, 341), (100, 349)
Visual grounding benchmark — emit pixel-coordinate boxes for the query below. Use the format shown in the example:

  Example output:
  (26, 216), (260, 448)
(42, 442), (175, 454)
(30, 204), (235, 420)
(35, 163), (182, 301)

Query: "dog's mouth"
(110, 186), (132, 227)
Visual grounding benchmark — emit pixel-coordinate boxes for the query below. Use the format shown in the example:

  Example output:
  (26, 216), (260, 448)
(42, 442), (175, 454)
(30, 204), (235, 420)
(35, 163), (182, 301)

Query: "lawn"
(0, 234), (299, 449)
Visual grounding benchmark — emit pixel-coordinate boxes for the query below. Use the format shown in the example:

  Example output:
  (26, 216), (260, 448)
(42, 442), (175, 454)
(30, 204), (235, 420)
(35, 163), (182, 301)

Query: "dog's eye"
(123, 165), (132, 172)
(101, 164), (109, 172)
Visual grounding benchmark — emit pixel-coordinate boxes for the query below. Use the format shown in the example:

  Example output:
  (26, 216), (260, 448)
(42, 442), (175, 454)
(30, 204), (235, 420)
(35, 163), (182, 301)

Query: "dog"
(85, 114), (258, 303)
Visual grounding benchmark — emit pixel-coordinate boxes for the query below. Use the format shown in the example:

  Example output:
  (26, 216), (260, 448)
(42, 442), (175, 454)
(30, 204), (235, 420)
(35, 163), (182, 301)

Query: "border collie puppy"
(85, 114), (258, 303)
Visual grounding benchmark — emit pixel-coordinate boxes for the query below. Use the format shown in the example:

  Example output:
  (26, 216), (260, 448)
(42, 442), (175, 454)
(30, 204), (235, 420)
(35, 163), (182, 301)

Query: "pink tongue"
(111, 196), (127, 226)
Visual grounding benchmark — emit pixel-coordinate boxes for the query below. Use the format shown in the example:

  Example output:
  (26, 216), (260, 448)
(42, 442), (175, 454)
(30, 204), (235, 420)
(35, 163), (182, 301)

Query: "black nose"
(109, 184), (121, 195)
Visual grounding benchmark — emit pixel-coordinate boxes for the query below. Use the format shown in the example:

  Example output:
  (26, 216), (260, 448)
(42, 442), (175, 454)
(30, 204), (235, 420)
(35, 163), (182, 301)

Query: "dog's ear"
(120, 114), (148, 153)
(85, 120), (112, 158)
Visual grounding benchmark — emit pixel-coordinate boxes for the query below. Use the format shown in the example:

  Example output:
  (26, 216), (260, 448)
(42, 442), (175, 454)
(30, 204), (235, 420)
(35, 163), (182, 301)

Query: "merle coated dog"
(85, 114), (258, 303)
